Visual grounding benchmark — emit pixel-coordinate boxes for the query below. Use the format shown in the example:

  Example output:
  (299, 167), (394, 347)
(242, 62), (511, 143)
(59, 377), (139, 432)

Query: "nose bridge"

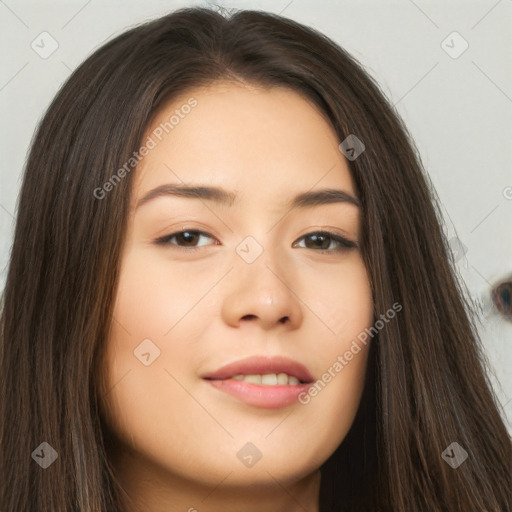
(220, 226), (304, 330)
(236, 229), (289, 297)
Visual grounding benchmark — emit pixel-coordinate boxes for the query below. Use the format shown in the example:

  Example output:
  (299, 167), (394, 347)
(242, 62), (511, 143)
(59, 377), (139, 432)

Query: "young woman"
(1, 6), (510, 512)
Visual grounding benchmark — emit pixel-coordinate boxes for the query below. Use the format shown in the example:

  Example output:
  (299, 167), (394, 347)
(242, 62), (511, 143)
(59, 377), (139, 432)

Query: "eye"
(154, 229), (357, 253)
(154, 230), (217, 251)
(292, 231), (357, 253)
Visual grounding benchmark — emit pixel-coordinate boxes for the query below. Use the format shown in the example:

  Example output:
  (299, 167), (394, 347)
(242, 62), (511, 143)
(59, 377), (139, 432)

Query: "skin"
(99, 81), (374, 512)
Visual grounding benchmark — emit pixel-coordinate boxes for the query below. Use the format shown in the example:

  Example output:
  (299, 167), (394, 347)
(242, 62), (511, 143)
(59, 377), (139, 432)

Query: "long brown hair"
(1, 7), (510, 511)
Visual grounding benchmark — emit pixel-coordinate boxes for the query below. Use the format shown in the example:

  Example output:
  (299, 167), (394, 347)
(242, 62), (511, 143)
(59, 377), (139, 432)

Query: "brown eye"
(155, 230), (216, 250)
(303, 233), (332, 250)
(293, 231), (357, 253)
(173, 231), (200, 247)
(154, 229), (357, 254)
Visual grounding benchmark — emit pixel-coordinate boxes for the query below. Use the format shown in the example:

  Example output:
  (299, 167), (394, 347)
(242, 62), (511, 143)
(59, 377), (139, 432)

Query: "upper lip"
(201, 355), (315, 383)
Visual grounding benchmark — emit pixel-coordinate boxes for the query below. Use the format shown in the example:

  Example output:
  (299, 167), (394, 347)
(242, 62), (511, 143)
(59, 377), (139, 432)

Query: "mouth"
(201, 355), (315, 409)
(208, 372), (307, 385)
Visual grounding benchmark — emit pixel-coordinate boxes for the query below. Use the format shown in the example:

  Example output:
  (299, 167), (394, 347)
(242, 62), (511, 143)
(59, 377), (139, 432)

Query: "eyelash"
(154, 229), (357, 254)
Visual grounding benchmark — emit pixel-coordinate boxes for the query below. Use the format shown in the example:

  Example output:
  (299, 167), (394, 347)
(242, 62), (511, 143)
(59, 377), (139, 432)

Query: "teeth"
(244, 374), (261, 385)
(276, 373), (288, 385)
(230, 373), (302, 385)
(262, 374), (277, 385)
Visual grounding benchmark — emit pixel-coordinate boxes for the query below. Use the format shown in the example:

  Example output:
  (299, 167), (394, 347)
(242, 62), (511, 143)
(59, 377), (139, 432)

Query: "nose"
(221, 248), (304, 331)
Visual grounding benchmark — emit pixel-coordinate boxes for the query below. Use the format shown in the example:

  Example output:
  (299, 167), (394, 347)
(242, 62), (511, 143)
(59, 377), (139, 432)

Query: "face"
(99, 81), (374, 508)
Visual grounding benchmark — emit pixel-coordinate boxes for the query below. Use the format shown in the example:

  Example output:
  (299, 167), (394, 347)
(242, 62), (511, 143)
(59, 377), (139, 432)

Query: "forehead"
(131, 81), (357, 208)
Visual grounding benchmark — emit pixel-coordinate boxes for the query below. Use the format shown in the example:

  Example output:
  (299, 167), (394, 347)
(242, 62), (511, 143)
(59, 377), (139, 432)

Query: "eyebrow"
(135, 183), (361, 211)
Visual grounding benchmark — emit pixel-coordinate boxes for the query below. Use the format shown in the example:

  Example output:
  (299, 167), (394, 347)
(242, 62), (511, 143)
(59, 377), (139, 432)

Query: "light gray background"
(1, 0), (511, 433)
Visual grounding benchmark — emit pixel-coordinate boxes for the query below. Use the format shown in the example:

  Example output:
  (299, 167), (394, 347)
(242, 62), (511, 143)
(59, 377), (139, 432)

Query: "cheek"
(112, 247), (218, 339)
(305, 255), (374, 337)
(292, 256), (373, 444)
(99, 251), (204, 443)
(293, 331), (372, 468)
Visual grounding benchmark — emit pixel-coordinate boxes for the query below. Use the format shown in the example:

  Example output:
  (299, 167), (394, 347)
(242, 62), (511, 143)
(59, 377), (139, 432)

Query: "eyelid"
(292, 231), (357, 251)
(154, 229), (218, 250)
(153, 227), (357, 253)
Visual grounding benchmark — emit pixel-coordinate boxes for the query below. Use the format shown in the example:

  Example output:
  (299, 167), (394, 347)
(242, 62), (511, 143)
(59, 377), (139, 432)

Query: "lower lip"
(205, 379), (312, 409)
